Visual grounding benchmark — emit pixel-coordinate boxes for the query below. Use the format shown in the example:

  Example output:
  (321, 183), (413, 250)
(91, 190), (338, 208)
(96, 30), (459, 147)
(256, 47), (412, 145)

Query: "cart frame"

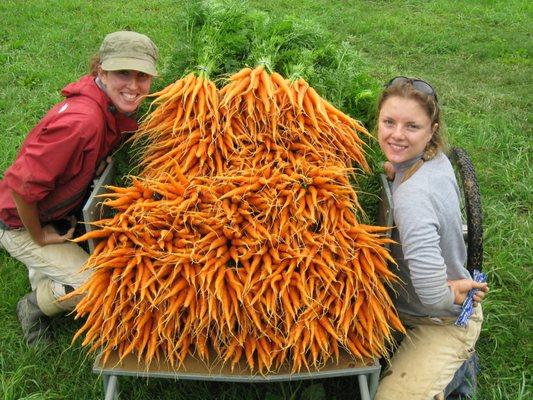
(93, 350), (381, 400)
(86, 147), (482, 400)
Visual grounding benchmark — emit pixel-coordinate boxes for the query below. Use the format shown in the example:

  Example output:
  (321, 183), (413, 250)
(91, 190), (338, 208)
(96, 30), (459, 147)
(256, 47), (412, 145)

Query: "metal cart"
(86, 147), (483, 399)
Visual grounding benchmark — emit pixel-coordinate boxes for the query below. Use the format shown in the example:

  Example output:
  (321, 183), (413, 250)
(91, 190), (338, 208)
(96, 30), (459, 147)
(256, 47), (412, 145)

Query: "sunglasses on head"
(386, 76), (438, 102)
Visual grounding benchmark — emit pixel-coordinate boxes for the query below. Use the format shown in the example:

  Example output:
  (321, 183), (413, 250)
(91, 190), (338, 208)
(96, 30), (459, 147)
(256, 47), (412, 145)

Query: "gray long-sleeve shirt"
(389, 151), (470, 317)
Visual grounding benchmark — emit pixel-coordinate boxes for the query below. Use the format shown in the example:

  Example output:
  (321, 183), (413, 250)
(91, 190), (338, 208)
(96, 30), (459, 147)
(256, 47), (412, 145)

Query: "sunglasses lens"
(412, 81), (435, 97)
(386, 76), (437, 101)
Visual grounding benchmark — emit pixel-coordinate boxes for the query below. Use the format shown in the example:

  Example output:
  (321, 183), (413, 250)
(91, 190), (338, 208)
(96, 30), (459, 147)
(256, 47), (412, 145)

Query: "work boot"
(16, 291), (53, 347)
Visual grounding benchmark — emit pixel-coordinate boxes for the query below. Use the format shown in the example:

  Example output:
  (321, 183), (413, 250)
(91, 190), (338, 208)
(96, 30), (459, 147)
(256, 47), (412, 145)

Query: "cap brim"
(101, 58), (158, 76)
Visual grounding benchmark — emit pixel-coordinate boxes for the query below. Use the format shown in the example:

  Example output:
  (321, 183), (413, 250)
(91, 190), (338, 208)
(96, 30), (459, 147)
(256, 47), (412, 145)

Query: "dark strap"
(0, 219), (13, 230)
(40, 189), (86, 218)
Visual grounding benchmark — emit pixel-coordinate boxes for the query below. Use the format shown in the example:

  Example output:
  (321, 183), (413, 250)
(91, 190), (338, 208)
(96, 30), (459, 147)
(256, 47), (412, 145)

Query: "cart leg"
(369, 369), (380, 398)
(357, 374), (371, 400)
(103, 374), (119, 400)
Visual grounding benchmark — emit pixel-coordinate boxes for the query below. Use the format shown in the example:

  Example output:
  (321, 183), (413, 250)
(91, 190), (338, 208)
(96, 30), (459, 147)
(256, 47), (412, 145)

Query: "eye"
(117, 70), (130, 76)
(407, 123), (420, 130)
(383, 119), (394, 126)
(136, 72), (152, 82)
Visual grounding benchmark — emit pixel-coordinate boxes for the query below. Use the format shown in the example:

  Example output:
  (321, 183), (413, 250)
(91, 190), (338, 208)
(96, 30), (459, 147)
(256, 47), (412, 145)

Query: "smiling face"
(378, 96), (438, 164)
(97, 69), (152, 114)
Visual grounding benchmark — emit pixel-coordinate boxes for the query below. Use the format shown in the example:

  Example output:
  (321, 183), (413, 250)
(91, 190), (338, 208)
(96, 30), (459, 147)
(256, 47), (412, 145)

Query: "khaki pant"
(375, 306), (483, 400)
(0, 227), (90, 316)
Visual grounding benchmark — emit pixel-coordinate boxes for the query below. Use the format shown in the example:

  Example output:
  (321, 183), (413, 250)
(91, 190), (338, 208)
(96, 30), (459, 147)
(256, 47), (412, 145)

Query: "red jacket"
(0, 75), (138, 228)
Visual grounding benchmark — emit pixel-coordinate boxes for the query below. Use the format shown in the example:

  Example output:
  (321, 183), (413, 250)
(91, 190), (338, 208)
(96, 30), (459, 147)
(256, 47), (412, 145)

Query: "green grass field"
(0, 0), (531, 399)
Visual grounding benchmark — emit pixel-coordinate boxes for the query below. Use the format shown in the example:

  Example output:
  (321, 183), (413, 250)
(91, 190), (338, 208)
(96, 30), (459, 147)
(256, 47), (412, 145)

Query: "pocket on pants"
(447, 316), (483, 357)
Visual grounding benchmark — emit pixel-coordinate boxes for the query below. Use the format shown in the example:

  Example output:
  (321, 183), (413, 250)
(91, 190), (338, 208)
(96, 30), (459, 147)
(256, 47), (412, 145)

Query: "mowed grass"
(0, 0), (531, 399)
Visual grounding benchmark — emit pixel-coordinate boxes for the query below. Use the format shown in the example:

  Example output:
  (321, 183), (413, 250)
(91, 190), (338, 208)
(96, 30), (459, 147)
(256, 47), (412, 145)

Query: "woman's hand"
(38, 224), (73, 245)
(448, 279), (489, 306)
(38, 216), (76, 245)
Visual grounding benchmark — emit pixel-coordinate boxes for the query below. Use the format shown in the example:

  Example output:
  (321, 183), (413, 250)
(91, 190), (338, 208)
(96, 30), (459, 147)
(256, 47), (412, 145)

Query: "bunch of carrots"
(68, 65), (404, 373)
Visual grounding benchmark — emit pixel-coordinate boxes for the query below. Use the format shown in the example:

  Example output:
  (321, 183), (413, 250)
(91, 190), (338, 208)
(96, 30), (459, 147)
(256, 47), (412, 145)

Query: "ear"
(97, 66), (107, 82)
(432, 123), (439, 135)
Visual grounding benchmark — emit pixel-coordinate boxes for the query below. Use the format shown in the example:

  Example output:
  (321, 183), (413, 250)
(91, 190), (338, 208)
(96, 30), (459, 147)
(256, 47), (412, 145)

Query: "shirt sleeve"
(4, 113), (94, 203)
(393, 182), (455, 311)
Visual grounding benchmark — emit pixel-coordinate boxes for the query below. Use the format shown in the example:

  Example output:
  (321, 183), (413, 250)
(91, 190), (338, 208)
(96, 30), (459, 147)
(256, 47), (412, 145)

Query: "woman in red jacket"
(0, 31), (158, 346)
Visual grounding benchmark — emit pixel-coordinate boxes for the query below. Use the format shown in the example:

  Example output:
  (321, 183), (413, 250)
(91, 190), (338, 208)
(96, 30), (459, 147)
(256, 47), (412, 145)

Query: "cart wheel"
(448, 147), (483, 274)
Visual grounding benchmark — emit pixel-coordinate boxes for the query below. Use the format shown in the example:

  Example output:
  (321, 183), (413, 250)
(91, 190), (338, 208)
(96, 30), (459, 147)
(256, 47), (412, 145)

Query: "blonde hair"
(378, 78), (446, 183)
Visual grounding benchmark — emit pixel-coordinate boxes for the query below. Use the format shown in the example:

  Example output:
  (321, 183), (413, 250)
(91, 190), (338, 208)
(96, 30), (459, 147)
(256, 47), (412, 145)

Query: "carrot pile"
(68, 65), (404, 373)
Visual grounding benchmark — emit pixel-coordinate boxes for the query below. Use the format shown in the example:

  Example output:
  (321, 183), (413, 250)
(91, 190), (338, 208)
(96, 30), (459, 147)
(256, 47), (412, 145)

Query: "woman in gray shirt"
(374, 77), (489, 400)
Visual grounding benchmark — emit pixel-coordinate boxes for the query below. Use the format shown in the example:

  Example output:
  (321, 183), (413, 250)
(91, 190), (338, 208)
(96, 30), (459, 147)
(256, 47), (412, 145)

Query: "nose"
(390, 124), (404, 139)
(126, 75), (140, 91)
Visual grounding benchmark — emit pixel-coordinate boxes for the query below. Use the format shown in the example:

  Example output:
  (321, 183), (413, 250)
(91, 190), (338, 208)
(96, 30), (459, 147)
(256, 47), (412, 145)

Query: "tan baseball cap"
(99, 31), (158, 76)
